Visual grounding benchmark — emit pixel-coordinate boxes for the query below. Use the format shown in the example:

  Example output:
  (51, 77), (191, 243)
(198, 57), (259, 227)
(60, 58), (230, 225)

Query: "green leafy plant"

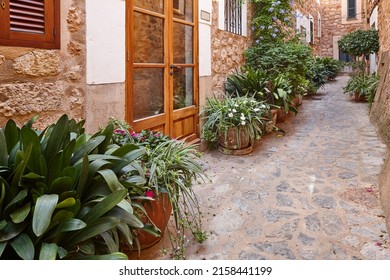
(245, 41), (312, 95)
(343, 73), (379, 105)
(267, 74), (297, 114)
(225, 67), (269, 98)
(250, 0), (294, 43)
(338, 29), (379, 58)
(0, 115), (150, 260)
(201, 95), (270, 148)
(111, 123), (208, 259)
(338, 29), (379, 74)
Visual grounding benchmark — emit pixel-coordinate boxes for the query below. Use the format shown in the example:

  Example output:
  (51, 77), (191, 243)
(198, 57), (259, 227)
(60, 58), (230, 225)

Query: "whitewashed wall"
(86, 0), (126, 84)
(199, 0), (212, 77)
(370, 6), (378, 74)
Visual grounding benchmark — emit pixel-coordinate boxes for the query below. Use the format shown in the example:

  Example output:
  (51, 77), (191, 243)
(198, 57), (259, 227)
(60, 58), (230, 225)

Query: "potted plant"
(343, 73), (379, 103)
(201, 95), (269, 155)
(0, 115), (150, 260)
(111, 123), (208, 259)
(266, 75), (298, 123)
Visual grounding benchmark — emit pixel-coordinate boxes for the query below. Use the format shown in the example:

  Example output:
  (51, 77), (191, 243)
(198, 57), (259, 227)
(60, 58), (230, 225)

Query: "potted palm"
(201, 95), (269, 155)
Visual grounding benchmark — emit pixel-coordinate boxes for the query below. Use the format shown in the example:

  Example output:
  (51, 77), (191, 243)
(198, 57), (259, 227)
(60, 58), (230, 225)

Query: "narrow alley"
(138, 74), (390, 260)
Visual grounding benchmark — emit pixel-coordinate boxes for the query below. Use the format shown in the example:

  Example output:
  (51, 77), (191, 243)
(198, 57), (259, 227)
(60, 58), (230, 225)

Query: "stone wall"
(293, 0), (322, 55)
(0, 0), (86, 129)
(370, 0), (390, 234)
(320, 0), (366, 58)
(211, 0), (252, 96)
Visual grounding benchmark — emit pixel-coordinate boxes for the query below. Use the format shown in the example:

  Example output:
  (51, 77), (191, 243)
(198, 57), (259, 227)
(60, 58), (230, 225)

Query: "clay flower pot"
(218, 126), (253, 155)
(137, 193), (172, 249)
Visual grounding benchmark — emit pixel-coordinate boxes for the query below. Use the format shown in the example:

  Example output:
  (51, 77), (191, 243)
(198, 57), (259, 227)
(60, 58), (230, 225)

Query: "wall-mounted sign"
(200, 10), (210, 22)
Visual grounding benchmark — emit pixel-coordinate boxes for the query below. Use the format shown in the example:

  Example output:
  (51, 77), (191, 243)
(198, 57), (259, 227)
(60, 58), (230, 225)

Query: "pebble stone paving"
(140, 75), (390, 260)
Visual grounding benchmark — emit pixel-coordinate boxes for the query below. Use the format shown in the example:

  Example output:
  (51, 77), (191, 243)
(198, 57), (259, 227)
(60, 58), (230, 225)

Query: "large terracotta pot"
(137, 193), (172, 249)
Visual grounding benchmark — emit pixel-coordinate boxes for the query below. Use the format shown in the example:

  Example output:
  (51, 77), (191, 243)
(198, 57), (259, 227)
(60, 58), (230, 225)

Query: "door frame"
(125, 0), (199, 141)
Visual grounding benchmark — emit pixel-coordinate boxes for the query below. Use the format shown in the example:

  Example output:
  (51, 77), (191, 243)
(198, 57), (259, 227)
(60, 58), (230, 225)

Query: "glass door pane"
(133, 12), (164, 63)
(134, 0), (164, 13)
(173, 0), (193, 22)
(173, 68), (194, 109)
(133, 68), (164, 120)
(173, 23), (193, 64)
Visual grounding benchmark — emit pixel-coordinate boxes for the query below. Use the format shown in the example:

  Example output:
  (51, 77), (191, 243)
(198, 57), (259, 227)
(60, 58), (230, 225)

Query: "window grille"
(224, 0), (242, 35)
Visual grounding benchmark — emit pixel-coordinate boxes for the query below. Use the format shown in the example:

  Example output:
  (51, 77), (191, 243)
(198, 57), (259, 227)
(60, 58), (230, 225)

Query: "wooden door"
(127, 0), (199, 142)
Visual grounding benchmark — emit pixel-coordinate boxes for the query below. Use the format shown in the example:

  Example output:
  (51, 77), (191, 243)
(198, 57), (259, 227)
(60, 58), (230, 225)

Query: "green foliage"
(110, 121), (208, 259)
(306, 57), (341, 94)
(245, 41), (311, 94)
(250, 0), (294, 43)
(338, 29), (379, 57)
(267, 75), (297, 114)
(201, 95), (270, 147)
(343, 73), (379, 106)
(225, 67), (269, 97)
(0, 115), (149, 260)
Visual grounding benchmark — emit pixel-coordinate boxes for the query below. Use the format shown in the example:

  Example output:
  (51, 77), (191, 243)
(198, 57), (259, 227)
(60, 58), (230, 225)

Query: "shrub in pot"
(111, 124), (208, 259)
(0, 115), (151, 260)
(201, 95), (269, 153)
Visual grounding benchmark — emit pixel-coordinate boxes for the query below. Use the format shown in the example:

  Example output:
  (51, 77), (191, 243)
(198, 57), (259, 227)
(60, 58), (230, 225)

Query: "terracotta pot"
(218, 126), (250, 150)
(270, 109), (278, 126)
(292, 94), (303, 106)
(137, 193), (172, 249)
(354, 92), (366, 102)
(276, 108), (287, 123)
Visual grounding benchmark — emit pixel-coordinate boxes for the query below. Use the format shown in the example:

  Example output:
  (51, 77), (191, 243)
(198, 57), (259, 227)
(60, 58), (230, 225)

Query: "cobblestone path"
(139, 75), (390, 260)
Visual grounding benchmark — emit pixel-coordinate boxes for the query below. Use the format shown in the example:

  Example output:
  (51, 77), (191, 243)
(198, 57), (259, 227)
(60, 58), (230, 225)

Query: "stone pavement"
(140, 75), (390, 260)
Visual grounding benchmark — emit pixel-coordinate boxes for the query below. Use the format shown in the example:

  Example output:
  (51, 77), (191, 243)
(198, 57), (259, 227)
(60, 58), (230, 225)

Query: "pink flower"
(145, 190), (154, 198)
(114, 129), (126, 135)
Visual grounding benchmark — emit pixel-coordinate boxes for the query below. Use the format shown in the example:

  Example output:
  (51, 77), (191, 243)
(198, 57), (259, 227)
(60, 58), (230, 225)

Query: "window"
(339, 48), (354, 62)
(0, 0), (60, 49)
(224, 0), (242, 35)
(347, 0), (356, 19)
(309, 16), (314, 44)
(318, 13), (321, 37)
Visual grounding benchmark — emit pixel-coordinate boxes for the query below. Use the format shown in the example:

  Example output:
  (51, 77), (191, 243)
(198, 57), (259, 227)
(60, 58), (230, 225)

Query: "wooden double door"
(127, 0), (199, 141)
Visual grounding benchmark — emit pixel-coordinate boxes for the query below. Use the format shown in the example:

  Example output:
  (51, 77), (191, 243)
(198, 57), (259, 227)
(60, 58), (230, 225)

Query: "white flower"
(234, 104), (239, 107)
(261, 104), (266, 108)
(228, 112), (234, 118)
(241, 121), (246, 126)
(254, 108), (260, 112)
(240, 115), (246, 120)
(232, 109), (237, 113)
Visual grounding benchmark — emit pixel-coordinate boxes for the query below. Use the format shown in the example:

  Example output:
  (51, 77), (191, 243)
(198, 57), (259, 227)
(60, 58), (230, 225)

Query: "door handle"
(170, 64), (182, 69)
(1, 1), (5, 9)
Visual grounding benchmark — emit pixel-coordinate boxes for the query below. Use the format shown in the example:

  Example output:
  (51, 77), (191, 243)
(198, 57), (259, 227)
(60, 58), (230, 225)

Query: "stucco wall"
(0, 0), (86, 129)
(370, 0), (390, 235)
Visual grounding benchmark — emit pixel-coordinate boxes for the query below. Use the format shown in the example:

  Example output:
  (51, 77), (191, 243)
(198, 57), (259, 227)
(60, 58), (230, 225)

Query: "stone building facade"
(210, 0), (252, 97)
(369, 0), (390, 234)
(320, 0), (366, 58)
(293, 0), (322, 55)
(0, 1), (86, 129)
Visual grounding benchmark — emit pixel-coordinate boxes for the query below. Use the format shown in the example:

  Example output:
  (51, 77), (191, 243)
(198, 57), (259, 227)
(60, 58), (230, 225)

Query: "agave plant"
(0, 115), (153, 260)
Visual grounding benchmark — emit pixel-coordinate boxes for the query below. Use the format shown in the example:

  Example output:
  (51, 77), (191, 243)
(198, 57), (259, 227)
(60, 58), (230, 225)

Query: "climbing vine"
(249, 0), (294, 43)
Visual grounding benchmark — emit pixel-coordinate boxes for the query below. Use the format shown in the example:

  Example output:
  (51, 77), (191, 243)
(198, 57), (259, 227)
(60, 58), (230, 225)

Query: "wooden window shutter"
(0, 0), (60, 49)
